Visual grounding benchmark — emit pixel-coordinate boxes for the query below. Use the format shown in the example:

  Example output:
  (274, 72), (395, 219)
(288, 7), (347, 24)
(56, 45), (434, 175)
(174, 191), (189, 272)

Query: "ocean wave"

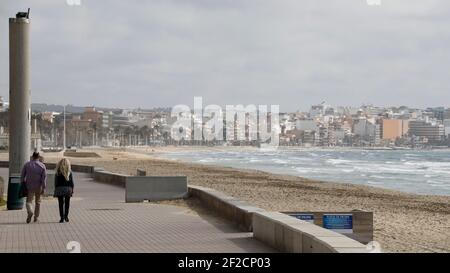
(326, 159), (354, 165)
(294, 167), (322, 174)
(272, 159), (288, 164)
(164, 149), (450, 196)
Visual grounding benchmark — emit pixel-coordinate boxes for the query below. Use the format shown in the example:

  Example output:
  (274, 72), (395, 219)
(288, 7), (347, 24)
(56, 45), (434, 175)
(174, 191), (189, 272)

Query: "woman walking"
(54, 158), (74, 223)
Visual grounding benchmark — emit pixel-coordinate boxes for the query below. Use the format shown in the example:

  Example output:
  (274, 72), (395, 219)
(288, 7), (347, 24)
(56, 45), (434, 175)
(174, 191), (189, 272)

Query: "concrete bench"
(125, 176), (188, 202)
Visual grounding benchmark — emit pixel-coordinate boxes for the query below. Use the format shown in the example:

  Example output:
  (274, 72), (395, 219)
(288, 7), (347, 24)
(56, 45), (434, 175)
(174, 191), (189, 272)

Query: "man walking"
(20, 152), (47, 223)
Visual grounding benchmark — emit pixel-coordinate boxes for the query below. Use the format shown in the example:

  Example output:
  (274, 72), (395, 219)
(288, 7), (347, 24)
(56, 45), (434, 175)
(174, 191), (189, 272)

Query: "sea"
(158, 148), (450, 196)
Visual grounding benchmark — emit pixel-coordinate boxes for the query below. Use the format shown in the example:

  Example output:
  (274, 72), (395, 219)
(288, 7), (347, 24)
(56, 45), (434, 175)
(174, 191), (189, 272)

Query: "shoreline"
(142, 146), (450, 198)
(1, 147), (450, 252)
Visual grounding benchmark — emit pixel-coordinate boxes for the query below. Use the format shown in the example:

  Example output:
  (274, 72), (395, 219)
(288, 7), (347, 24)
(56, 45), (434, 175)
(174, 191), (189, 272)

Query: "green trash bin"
(7, 176), (25, 210)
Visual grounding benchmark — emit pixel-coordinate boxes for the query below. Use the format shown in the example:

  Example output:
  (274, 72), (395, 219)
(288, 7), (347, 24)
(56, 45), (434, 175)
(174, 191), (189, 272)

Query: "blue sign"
(290, 214), (314, 223)
(323, 214), (353, 233)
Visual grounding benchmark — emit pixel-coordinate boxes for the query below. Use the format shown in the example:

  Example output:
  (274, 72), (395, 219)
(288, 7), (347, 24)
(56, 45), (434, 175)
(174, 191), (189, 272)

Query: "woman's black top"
(55, 172), (74, 189)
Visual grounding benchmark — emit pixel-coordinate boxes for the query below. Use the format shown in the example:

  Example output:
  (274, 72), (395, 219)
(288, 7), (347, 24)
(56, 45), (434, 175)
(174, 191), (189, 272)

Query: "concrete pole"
(9, 14), (31, 177)
(33, 118), (37, 151)
(63, 105), (66, 150)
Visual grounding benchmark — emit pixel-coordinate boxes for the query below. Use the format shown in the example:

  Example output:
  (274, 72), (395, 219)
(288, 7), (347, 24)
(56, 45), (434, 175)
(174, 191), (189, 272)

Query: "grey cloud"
(1, 0), (450, 111)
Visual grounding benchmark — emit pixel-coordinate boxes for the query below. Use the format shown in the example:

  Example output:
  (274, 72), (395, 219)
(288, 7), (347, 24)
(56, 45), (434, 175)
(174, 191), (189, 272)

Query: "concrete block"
(282, 211), (374, 244)
(282, 225), (303, 253)
(316, 235), (366, 249)
(93, 171), (126, 187)
(253, 211), (368, 253)
(333, 247), (370, 253)
(0, 176), (4, 200)
(0, 161), (9, 168)
(136, 169), (146, 176)
(188, 185), (265, 232)
(125, 176), (188, 202)
(302, 233), (338, 253)
(44, 172), (55, 197)
(274, 222), (285, 251)
(253, 213), (276, 247)
(71, 164), (95, 174)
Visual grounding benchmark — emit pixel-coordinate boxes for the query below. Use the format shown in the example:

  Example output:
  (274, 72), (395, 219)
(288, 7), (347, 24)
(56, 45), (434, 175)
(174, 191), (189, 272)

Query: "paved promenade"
(0, 169), (274, 253)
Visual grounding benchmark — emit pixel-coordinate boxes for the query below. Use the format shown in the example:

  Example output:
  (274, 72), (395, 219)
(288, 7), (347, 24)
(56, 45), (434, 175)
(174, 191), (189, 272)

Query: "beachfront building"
(353, 118), (381, 146)
(0, 96), (8, 112)
(409, 120), (445, 143)
(381, 119), (409, 140)
(444, 119), (450, 138)
(309, 104), (325, 118)
(296, 119), (318, 131)
(444, 108), (450, 120)
(361, 105), (385, 117)
(427, 107), (446, 121)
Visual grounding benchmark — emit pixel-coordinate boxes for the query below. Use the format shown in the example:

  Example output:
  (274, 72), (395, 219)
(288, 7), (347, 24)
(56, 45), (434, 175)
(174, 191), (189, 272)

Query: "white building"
(443, 119), (450, 138)
(296, 119), (318, 131)
(353, 118), (380, 145)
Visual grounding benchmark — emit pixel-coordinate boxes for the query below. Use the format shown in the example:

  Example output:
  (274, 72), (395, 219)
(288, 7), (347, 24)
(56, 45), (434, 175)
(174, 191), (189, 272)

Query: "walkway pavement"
(0, 169), (274, 253)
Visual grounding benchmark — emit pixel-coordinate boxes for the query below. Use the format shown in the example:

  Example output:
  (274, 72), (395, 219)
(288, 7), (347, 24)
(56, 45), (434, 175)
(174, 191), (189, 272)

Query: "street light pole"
(63, 105), (66, 151)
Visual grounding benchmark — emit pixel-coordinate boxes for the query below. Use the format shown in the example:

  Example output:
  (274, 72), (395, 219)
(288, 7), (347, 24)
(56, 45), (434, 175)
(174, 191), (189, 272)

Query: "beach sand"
(2, 147), (449, 253)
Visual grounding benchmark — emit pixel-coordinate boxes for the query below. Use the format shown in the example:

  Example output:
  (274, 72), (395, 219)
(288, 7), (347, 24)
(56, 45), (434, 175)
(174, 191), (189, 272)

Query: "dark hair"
(32, 152), (40, 160)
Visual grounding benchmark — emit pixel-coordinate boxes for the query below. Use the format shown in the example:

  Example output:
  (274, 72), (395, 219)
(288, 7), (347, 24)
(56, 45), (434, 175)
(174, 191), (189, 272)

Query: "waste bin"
(7, 176), (24, 210)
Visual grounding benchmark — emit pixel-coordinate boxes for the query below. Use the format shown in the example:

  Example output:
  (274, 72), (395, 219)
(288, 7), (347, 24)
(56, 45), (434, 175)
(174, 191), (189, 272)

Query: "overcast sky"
(1, 0), (449, 112)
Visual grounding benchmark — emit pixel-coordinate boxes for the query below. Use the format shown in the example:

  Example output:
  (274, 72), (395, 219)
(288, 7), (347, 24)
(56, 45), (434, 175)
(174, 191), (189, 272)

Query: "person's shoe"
(64, 217), (69, 223)
(33, 217), (39, 223)
(59, 219), (64, 223)
(26, 213), (33, 224)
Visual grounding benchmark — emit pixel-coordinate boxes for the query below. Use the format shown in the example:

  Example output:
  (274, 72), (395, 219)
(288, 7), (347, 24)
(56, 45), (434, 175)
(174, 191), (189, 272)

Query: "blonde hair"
(56, 158), (71, 181)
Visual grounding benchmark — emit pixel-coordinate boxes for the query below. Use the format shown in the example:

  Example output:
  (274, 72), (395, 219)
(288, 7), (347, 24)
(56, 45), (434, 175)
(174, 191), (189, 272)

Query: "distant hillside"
(31, 103), (85, 113)
(31, 103), (171, 114)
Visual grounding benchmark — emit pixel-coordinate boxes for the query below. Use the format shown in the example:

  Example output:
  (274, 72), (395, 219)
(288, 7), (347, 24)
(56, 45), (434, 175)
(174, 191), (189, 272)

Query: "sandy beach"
(2, 147), (450, 253)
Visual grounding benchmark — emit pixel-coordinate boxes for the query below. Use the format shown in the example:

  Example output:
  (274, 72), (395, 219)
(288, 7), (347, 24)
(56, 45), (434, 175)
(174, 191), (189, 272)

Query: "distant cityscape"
(0, 96), (449, 150)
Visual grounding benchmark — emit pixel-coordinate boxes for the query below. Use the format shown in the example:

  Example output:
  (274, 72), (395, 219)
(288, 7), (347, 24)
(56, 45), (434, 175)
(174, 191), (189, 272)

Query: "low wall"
(71, 164), (95, 174)
(126, 176), (187, 202)
(188, 185), (265, 232)
(93, 170), (188, 202)
(0, 161), (9, 168)
(63, 151), (100, 158)
(253, 211), (369, 253)
(0, 176), (4, 200)
(136, 169), (147, 176)
(0, 161), (93, 174)
(93, 170), (127, 187)
(45, 163), (57, 170)
(44, 172), (55, 197)
(283, 211), (373, 244)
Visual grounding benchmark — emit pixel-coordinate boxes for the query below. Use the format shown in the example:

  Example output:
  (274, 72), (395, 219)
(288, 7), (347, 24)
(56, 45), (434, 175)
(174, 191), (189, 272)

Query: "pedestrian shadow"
(0, 221), (63, 226)
(0, 222), (28, 226)
(226, 237), (278, 253)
